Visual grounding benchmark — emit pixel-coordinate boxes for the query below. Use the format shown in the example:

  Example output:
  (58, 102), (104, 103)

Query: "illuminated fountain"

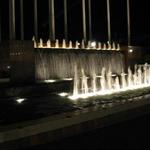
(91, 41), (97, 49)
(102, 43), (107, 50)
(127, 67), (133, 87)
(35, 50), (124, 80)
(121, 70), (127, 88)
(81, 69), (88, 94)
(55, 39), (59, 48)
(107, 67), (112, 89)
(114, 76), (120, 90)
(35, 38), (124, 82)
(75, 41), (79, 49)
(92, 71), (97, 93)
(111, 42), (116, 50)
(117, 43), (120, 50)
(32, 36), (37, 48)
(68, 41), (73, 49)
(47, 39), (51, 48)
(39, 38), (43, 48)
(107, 41), (111, 50)
(34, 37), (121, 52)
(98, 42), (102, 50)
(68, 63), (150, 100)
(73, 65), (79, 96)
(100, 68), (106, 91)
(81, 39), (85, 49)
(32, 37), (150, 103)
(87, 41), (91, 49)
(62, 39), (67, 48)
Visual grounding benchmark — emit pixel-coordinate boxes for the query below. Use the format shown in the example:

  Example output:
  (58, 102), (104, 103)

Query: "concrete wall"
(9, 41), (35, 83)
(0, 41), (35, 83)
(0, 42), (10, 78)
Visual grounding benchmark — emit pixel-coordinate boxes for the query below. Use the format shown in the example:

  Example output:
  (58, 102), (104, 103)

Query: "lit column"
(9, 0), (16, 40)
(127, 0), (131, 46)
(106, 0), (111, 43)
(64, 0), (68, 40)
(82, 0), (87, 42)
(88, 0), (92, 40)
(33, 0), (38, 40)
(48, 0), (55, 41)
(20, 0), (24, 40)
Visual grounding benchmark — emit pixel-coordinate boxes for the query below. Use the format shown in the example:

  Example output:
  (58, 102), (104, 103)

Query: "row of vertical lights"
(33, 37), (121, 51)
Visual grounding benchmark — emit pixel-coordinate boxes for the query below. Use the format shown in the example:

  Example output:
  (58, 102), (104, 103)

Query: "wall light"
(129, 49), (133, 53)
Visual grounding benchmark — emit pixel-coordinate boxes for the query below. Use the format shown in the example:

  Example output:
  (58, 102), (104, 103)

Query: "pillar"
(107, 0), (111, 43)
(127, 0), (131, 46)
(33, 0), (38, 40)
(20, 0), (24, 40)
(82, 0), (87, 42)
(64, 0), (68, 40)
(88, 0), (92, 40)
(48, 0), (55, 41)
(9, 0), (16, 40)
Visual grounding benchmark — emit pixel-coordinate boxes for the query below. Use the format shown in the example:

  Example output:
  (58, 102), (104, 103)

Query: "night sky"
(0, 0), (150, 46)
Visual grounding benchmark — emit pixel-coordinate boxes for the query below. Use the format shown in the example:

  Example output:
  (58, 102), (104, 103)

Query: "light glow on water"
(16, 98), (26, 104)
(65, 63), (150, 100)
(68, 84), (150, 100)
(44, 79), (56, 83)
(58, 92), (68, 97)
(62, 78), (73, 81)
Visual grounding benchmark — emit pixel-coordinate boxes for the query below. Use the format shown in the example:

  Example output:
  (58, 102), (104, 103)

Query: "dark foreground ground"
(1, 85), (150, 150)
(26, 113), (150, 150)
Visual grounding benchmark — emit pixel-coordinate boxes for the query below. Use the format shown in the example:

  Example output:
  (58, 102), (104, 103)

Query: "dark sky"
(0, 0), (150, 46)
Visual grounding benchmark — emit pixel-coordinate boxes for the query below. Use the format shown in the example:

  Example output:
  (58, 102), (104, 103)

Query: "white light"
(91, 42), (96, 47)
(7, 66), (10, 69)
(63, 78), (73, 81)
(129, 49), (133, 53)
(58, 92), (68, 97)
(44, 79), (56, 83)
(16, 98), (26, 104)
